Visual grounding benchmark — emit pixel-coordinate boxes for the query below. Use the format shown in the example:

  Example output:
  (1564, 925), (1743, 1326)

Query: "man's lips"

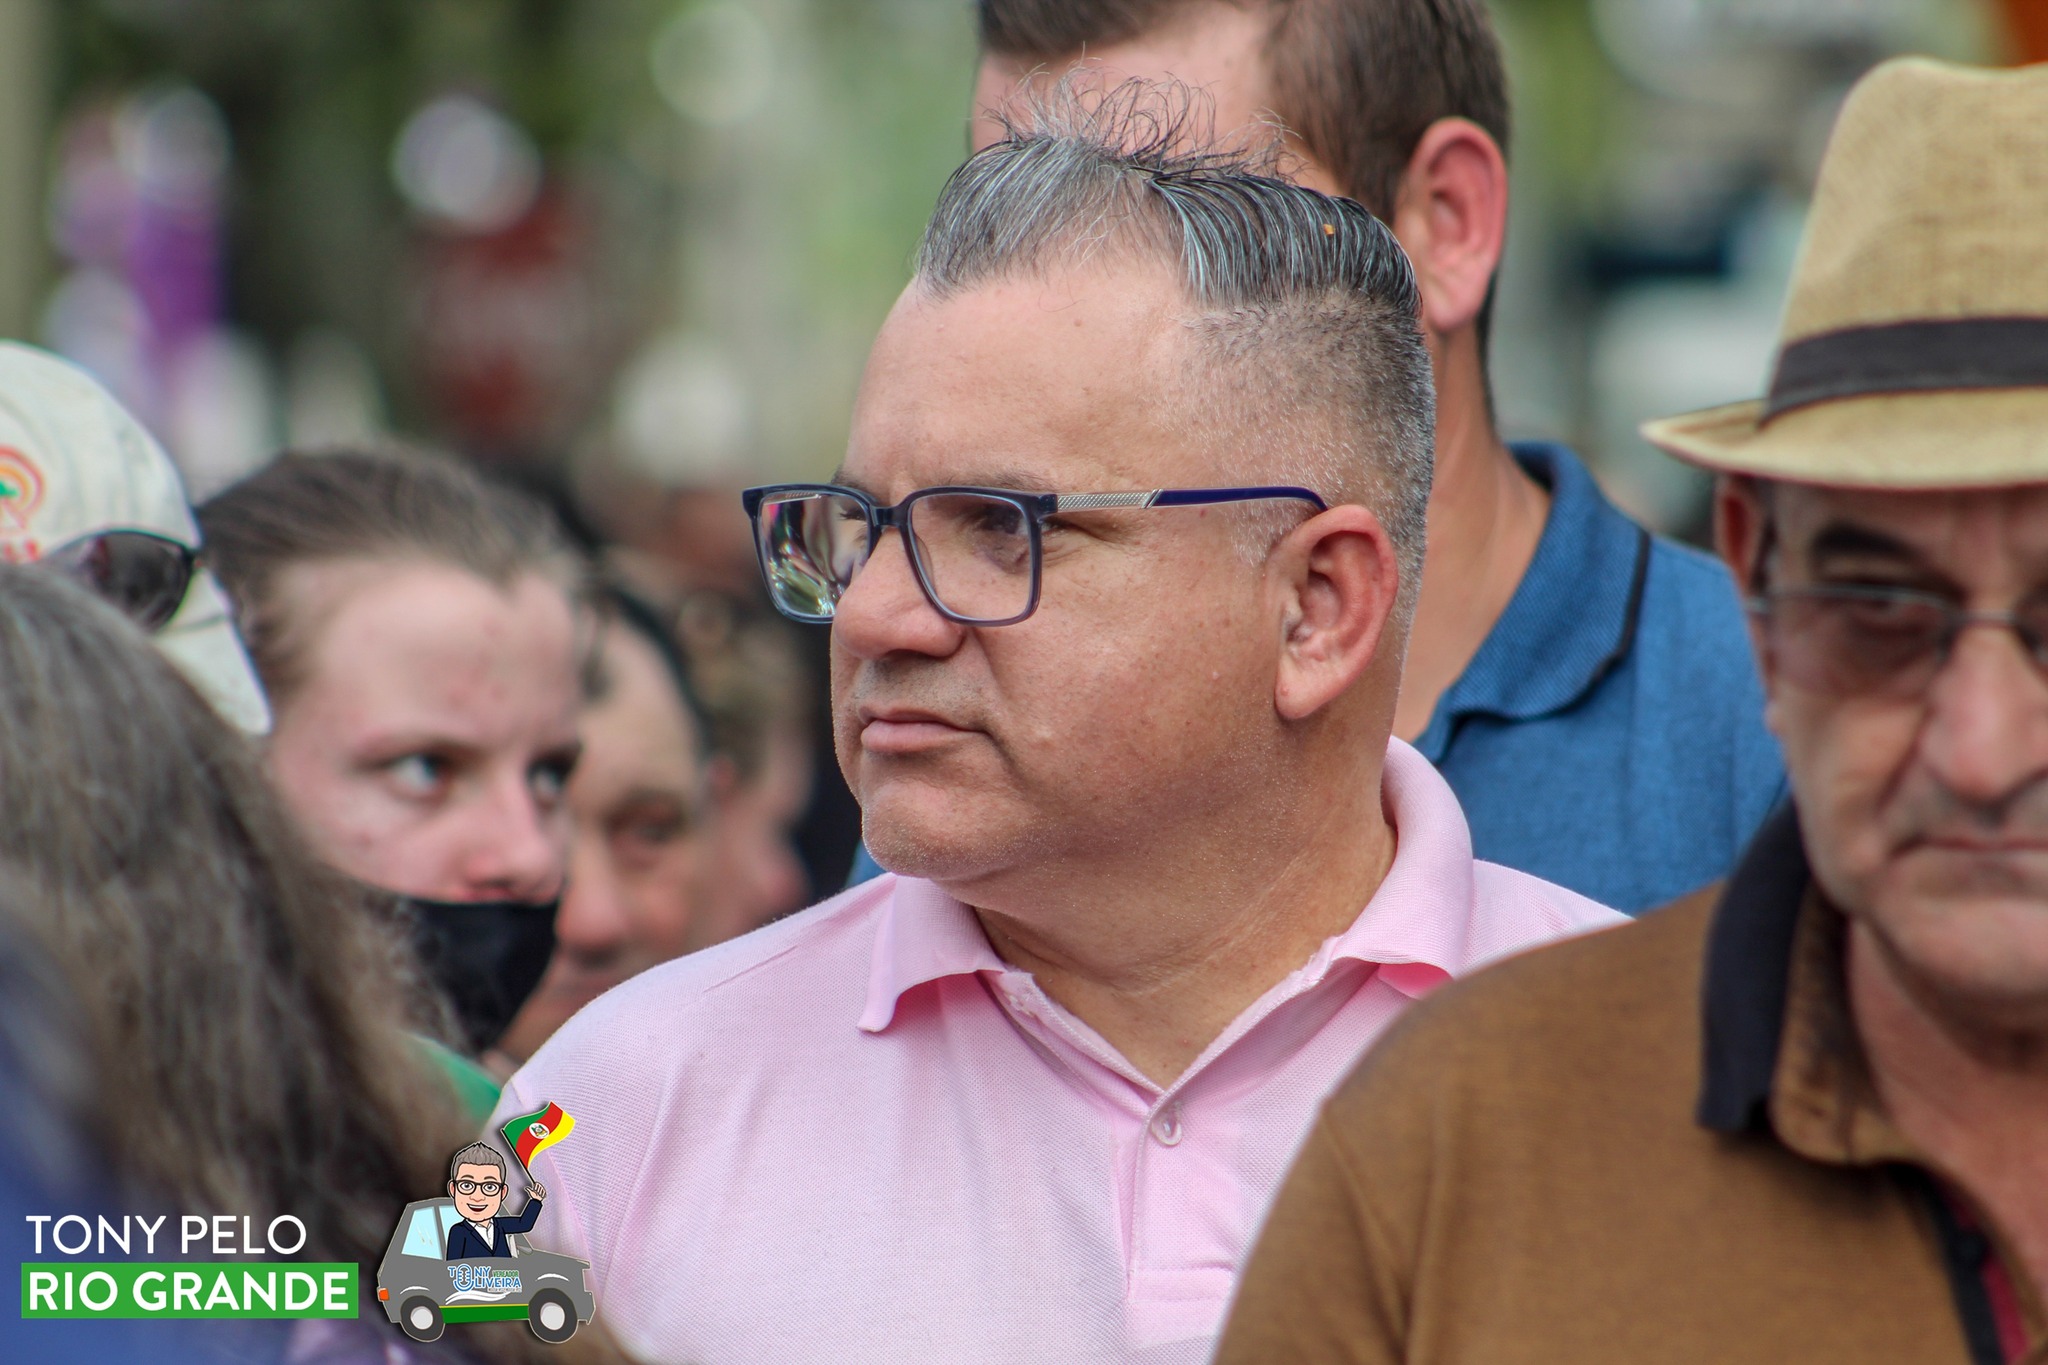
(856, 704), (975, 754)
(1912, 836), (2048, 855)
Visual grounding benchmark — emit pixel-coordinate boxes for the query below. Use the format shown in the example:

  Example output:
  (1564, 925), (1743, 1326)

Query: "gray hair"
(916, 81), (1435, 618)
(448, 1141), (506, 1183)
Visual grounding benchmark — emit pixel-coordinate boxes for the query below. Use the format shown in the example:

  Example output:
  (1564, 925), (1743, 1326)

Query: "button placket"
(1149, 1101), (1184, 1147)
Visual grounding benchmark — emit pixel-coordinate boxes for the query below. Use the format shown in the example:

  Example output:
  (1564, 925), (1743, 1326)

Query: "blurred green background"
(0, 0), (2023, 538)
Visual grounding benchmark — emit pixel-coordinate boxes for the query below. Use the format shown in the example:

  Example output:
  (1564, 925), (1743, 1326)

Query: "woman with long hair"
(0, 565), (626, 1364)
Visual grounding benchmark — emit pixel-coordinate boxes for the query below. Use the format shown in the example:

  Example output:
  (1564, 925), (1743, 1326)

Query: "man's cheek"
(1800, 715), (1916, 906)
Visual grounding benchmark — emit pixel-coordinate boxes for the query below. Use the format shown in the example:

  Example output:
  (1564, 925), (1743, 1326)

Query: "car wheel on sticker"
(399, 1295), (444, 1342)
(528, 1288), (578, 1344)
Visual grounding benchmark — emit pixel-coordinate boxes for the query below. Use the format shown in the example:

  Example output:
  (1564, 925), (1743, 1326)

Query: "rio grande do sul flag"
(501, 1100), (575, 1172)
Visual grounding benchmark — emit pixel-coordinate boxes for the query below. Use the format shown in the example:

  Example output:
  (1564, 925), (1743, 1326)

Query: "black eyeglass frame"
(1744, 581), (2048, 697)
(39, 527), (204, 633)
(742, 482), (1330, 628)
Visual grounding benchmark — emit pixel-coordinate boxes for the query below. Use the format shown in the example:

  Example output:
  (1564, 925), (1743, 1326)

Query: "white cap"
(0, 342), (271, 732)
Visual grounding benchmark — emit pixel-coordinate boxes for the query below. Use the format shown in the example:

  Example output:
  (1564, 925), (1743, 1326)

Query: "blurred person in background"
(497, 586), (721, 1063)
(677, 592), (816, 934)
(1218, 59), (2048, 1365)
(949, 0), (1787, 913)
(198, 448), (588, 1087)
(0, 565), (629, 1365)
(585, 457), (862, 898)
(0, 340), (269, 732)
(497, 99), (1616, 1364)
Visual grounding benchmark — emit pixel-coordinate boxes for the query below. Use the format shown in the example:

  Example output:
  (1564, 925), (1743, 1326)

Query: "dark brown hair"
(978, 0), (1511, 348)
(979, 0), (1509, 219)
(196, 445), (588, 706)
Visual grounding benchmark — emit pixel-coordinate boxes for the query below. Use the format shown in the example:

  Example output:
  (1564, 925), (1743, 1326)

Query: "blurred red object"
(2002, 0), (2048, 62)
(412, 186), (607, 461)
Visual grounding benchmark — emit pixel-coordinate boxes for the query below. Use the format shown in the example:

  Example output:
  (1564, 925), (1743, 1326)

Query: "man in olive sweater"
(1218, 57), (2048, 1365)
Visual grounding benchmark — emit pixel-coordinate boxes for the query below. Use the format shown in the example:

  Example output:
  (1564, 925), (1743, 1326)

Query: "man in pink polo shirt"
(496, 89), (1619, 1364)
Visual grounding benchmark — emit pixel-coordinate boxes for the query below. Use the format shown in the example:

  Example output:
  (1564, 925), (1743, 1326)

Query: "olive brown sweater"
(1216, 808), (2045, 1365)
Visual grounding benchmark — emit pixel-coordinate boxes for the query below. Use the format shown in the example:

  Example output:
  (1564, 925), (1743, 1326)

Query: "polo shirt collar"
(1322, 739), (1479, 999)
(1412, 444), (1652, 760)
(856, 741), (1477, 1033)
(1695, 801), (1810, 1133)
(857, 875), (1006, 1033)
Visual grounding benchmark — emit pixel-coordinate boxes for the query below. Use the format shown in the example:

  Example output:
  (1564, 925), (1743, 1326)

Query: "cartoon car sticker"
(376, 1198), (593, 1344)
(376, 1104), (592, 1345)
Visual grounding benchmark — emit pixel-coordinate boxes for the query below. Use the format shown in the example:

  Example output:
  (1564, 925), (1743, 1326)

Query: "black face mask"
(396, 896), (560, 1055)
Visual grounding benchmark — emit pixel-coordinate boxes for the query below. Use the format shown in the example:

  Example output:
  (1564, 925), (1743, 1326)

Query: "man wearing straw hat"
(1214, 57), (2048, 1365)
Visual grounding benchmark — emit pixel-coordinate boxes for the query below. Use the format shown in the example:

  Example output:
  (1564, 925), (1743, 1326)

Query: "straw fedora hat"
(1643, 57), (2048, 487)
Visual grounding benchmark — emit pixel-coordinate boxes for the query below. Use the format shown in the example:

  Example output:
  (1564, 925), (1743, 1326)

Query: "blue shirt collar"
(1412, 443), (1651, 760)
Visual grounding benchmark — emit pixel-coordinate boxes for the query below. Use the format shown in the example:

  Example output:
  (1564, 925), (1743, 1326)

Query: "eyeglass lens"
(755, 490), (1036, 624)
(755, 492), (871, 620)
(1761, 588), (2048, 698)
(904, 492), (1034, 623)
(39, 531), (197, 632)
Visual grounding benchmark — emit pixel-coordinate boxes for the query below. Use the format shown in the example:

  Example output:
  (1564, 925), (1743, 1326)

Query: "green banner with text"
(21, 1262), (356, 1318)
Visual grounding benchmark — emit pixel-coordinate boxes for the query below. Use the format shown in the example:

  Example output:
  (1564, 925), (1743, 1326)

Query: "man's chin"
(862, 802), (1025, 886)
(1865, 882), (2048, 1009)
(862, 832), (993, 884)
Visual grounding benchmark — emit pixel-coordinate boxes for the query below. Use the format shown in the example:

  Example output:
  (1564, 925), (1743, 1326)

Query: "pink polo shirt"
(494, 740), (1621, 1364)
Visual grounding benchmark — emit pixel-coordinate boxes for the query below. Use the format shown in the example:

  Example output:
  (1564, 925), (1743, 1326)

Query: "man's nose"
(1917, 623), (2048, 806)
(553, 833), (630, 958)
(830, 528), (965, 661)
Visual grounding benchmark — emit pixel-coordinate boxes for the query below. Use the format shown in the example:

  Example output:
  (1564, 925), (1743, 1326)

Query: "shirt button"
(1150, 1106), (1183, 1146)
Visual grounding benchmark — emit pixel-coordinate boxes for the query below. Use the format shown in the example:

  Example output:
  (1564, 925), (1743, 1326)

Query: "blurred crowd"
(0, 333), (825, 1362)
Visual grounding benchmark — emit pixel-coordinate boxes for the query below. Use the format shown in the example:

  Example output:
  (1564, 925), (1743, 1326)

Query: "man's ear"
(1388, 118), (1509, 339)
(1712, 475), (1768, 588)
(1271, 505), (1402, 721)
(1713, 475), (1783, 727)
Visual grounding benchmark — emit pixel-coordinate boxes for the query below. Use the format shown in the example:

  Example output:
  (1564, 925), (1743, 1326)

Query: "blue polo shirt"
(1411, 443), (1785, 912)
(844, 442), (1784, 914)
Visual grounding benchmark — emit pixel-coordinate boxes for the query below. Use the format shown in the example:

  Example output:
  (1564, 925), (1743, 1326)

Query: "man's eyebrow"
(1805, 521), (1931, 569)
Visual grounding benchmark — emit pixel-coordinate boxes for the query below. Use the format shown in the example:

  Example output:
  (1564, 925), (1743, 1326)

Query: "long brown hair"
(0, 566), (627, 1362)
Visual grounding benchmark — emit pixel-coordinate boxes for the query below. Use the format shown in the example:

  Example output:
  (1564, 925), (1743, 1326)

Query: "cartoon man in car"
(444, 1142), (544, 1260)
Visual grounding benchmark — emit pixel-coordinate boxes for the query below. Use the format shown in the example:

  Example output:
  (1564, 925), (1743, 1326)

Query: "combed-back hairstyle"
(197, 444), (589, 706)
(448, 1141), (507, 1183)
(916, 82), (1434, 615)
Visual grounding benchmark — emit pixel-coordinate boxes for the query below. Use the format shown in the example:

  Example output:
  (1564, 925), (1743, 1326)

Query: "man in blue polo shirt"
(837, 0), (1782, 914)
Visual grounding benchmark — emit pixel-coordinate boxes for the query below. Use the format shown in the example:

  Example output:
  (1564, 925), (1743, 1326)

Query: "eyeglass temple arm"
(1053, 486), (1329, 513)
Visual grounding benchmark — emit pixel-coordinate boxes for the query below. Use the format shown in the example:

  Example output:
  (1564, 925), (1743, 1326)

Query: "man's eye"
(615, 810), (687, 852)
(388, 754), (450, 796)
